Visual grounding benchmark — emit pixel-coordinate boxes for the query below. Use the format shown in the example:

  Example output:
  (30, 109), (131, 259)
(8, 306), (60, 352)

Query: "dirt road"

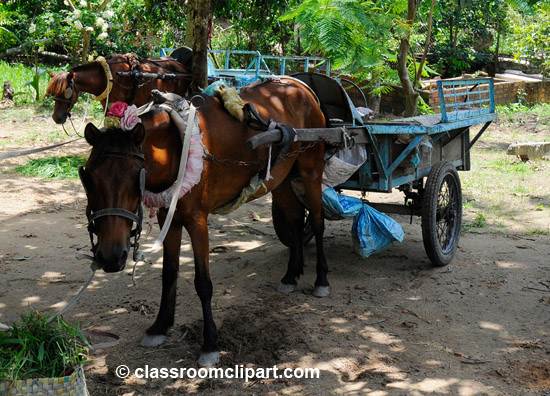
(0, 108), (549, 395)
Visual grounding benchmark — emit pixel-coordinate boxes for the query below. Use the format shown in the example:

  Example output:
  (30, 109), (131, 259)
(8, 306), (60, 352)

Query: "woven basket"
(0, 366), (88, 396)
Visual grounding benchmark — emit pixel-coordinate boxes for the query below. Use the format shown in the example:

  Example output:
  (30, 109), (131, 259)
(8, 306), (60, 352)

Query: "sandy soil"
(0, 109), (549, 395)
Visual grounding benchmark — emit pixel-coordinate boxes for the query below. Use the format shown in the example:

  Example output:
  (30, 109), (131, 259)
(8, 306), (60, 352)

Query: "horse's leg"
(183, 212), (219, 367)
(272, 178), (305, 294)
(298, 151), (330, 297)
(142, 212), (182, 347)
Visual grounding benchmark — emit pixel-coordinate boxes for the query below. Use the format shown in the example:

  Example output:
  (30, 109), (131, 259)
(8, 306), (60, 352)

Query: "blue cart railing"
(160, 48), (330, 87)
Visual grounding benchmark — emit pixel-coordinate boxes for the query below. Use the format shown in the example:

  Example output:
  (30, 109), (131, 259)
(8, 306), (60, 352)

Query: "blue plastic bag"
(321, 187), (363, 220)
(351, 203), (405, 258)
(321, 187), (404, 257)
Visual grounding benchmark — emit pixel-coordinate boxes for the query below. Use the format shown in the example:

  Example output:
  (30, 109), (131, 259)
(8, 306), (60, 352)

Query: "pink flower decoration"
(120, 104), (141, 131)
(107, 101), (128, 118)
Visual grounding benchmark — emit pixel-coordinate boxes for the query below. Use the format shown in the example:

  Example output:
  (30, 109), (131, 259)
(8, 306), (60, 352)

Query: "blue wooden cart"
(250, 75), (496, 266)
(160, 48), (330, 87)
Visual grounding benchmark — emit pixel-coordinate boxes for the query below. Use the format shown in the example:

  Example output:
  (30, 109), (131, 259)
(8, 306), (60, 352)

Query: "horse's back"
(239, 77), (325, 129)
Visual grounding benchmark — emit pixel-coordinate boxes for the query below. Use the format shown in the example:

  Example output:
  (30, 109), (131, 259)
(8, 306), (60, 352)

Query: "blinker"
(64, 87), (73, 99)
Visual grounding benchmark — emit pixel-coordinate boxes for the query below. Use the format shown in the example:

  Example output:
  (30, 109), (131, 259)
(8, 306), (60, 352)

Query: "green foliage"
(496, 102), (550, 124)
(431, 0), (508, 77)
(281, 0), (407, 97)
(503, 2), (549, 76)
(472, 213), (487, 228)
(16, 156), (86, 179)
(213, 0), (298, 54)
(0, 0), (187, 61)
(417, 96), (434, 115)
(0, 61), (62, 104)
(282, 0), (396, 73)
(0, 312), (89, 381)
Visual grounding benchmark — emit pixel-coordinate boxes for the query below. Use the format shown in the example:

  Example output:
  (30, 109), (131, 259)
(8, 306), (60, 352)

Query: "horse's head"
(46, 71), (78, 124)
(80, 122), (146, 273)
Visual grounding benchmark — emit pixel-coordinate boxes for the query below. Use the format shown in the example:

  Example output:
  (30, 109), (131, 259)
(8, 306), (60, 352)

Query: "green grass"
(15, 156), (86, 179)
(486, 158), (535, 175)
(0, 61), (63, 105)
(527, 228), (550, 236)
(463, 212), (487, 232)
(496, 102), (550, 125)
(471, 213), (487, 228)
(0, 312), (89, 381)
(512, 184), (529, 195)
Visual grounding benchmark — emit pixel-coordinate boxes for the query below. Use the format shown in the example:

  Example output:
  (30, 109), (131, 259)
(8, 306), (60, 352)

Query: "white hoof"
(313, 286), (330, 298)
(198, 351), (220, 367)
(141, 334), (167, 347)
(278, 282), (296, 294)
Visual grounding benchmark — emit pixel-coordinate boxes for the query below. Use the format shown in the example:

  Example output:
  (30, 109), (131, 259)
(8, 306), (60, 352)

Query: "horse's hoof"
(313, 286), (330, 298)
(198, 351), (220, 367)
(141, 334), (167, 347)
(278, 282), (296, 294)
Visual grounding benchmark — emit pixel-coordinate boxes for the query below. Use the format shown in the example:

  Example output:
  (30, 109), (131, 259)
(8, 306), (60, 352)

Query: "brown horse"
(79, 78), (329, 366)
(46, 53), (191, 124)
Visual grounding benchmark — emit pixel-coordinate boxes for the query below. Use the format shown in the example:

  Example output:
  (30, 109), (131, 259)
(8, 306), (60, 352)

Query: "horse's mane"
(46, 71), (70, 97)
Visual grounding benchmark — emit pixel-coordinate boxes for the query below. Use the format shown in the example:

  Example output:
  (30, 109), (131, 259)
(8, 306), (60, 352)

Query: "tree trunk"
(415, 0), (436, 86)
(81, 29), (91, 63)
(492, 25), (501, 77)
(397, 0), (420, 116)
(187, 0), (212, 94)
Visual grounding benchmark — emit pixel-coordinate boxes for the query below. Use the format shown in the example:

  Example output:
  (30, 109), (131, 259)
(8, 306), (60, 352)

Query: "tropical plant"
(282, 0), (439, 115)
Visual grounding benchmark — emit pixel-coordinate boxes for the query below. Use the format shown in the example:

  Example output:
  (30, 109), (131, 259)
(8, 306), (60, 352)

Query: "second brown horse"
(79, 77), (329, 366)
(46, 53), (191, 124)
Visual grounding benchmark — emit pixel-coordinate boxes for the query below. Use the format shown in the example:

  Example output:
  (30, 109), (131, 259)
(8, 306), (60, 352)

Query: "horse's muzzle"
(95, 246), (129, 273)
(52, 112), (70, 125)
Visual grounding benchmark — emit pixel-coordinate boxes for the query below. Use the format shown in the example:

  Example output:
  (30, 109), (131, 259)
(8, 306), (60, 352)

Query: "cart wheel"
(421, 161), (462, 266)
(303, 211), (315, 246)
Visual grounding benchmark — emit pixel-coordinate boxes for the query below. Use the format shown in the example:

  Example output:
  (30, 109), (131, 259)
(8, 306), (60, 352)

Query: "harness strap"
(150, 104), (197, 252)
(94, 56), (114, 102)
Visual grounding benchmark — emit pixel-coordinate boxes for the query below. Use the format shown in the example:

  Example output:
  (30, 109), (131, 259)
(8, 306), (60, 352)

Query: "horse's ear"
(67, 71), (74, 81)
(131, 123), (145, 146)
(84, 123), (101, 146)
(48, 70), (55, 78)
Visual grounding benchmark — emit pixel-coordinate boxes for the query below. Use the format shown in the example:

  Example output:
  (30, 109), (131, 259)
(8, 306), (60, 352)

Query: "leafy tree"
(213, 0), (297, 54)
(282, 0), (438, 115)
(431, 0), (508, 76)
(503, 1), (549, 76)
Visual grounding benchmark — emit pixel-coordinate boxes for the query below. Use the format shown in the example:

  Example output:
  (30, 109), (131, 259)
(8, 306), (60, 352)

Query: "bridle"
(52, 78), (75, 105)
(52, 56), (114, 107)
(79, 151), (146, 263)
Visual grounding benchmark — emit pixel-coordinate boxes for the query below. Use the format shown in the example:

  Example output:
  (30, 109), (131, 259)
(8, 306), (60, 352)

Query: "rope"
(0, 260), (99, 330)
(0, 138), (81, 161)
(46, 261), (99, 324)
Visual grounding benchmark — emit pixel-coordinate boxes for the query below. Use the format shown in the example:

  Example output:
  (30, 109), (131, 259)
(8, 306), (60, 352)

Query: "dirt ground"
(1, 106), (549, 395)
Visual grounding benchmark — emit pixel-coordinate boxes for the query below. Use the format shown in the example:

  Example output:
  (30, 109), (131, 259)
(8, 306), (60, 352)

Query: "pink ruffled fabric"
(143, 129), (204, 210)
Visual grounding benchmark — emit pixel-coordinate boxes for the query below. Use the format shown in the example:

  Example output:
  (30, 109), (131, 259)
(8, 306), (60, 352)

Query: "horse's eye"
(64, 87), (73, 99)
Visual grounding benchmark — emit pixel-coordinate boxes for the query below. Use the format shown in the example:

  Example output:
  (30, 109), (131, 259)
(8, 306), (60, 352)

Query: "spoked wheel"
(421, 161), (463, 266)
